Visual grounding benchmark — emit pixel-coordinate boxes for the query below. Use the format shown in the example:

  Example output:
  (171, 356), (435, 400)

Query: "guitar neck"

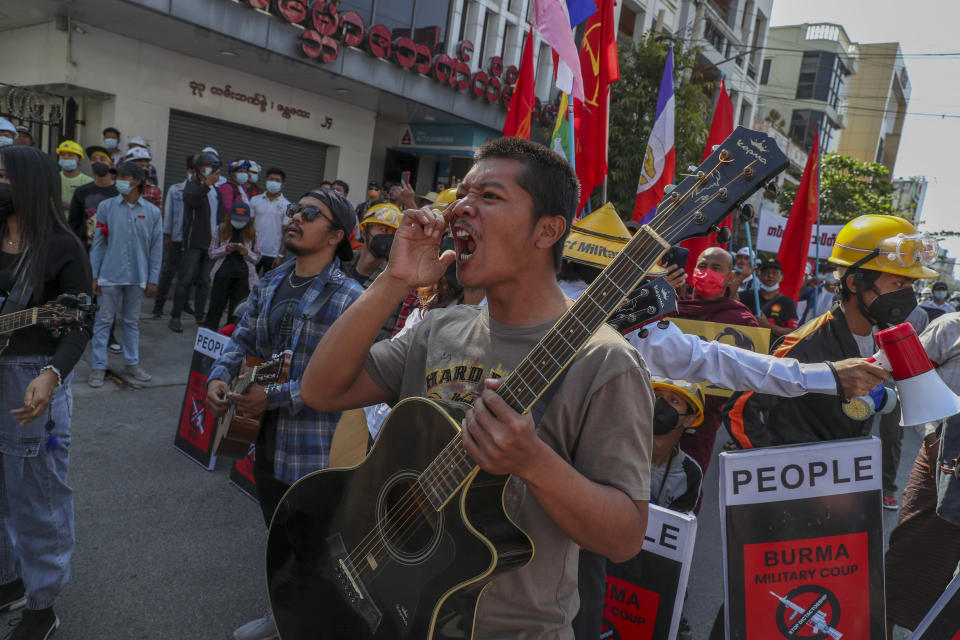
(0, 308), (39, 336)
(419, 226), (670, 508)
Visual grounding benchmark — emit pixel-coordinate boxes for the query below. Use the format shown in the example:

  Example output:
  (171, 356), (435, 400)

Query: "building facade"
(0, 0), (578, 199)
(757, 23), (859, 156)
(836, 42), (911, 176)
(891, 176), (928, 225)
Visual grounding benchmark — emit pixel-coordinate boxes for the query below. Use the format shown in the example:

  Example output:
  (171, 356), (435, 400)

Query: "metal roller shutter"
(163, 109), (327, 202)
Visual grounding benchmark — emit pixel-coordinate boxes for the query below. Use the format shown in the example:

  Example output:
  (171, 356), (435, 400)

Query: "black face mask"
(864, 286), (917, 328)
(368, 233), (394, 260)
(0, 182), (13, 223)
(653, 398), (684, 436)
(91, 162), (110, 177)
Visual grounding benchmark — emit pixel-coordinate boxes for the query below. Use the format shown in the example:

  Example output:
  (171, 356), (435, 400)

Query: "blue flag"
(566, 0), (597, 27)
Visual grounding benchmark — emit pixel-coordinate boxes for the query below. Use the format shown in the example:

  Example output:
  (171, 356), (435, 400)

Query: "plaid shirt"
(208, 258), (364, 484)
(141, 181), (163, 210)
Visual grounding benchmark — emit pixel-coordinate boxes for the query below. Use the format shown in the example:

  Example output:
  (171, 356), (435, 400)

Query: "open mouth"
(286, 224), (302, 237)
(453, 224), (479, 264)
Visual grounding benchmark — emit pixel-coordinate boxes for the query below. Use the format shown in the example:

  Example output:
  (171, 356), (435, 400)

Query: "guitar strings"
(342, 160), (755, 577)
(342, 160), (750, 577)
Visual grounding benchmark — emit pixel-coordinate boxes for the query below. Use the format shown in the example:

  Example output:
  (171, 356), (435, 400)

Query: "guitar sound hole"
(376, 470), (444, 566)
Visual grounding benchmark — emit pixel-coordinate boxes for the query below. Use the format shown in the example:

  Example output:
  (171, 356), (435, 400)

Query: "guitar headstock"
(36, 294), (98, 333)
(646, 126), (788, 246)
(253, 350), (293, 385)
(608, 277), (678, 335)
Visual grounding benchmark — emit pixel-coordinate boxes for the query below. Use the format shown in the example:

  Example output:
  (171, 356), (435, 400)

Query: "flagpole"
(812, 126), (822, 318)
(745, 217), (761, 316)
(601, 89), (610, 203)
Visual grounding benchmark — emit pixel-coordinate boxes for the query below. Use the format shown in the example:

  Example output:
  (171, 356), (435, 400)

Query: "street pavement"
(9, 297), (922, 638)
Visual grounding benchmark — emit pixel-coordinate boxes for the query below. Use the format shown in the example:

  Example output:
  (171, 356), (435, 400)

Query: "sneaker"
(123, 365), (152, 382)
(109, 343), (122, 354)
(882, 495), (899, 510)
(9, 607), (59, 640)
(87, 370), (105, 388)
(0, 578), (25, 613)
(233, 612), (278, 640)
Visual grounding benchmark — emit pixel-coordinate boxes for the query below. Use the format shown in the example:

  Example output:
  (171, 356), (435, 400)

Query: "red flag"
(503, 31), (535, 139)
(573, 0), (619, 212)
(777, 130), (820, 301)
(681, 78), (735, 275)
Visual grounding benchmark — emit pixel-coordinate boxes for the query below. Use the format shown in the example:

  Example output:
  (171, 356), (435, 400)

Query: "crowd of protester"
(1, 120), (959, 640)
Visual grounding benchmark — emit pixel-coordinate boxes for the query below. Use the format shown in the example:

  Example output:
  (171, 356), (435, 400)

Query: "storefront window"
(413, 0), (450, 51)
(336, 0), (372, 23)
(377, 0), (415, 38)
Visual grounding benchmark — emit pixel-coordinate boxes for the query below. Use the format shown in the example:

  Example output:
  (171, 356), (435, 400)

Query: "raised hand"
(384, 207), (456, 290)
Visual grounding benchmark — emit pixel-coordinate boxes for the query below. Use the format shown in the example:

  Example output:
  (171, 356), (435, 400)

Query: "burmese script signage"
(228, 0), (557, 123)
(188, 80), (332, 127)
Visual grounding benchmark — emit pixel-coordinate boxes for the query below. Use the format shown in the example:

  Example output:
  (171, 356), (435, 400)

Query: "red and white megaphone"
(870, 322), (960, 426)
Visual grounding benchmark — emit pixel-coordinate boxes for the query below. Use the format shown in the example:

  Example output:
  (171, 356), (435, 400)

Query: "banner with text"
(602, 505), (697, 639)
(720, 437), (885, 640)
(910, 571), (960, 639)
(756, 209), (844, 260)
(669, 318), (770, 397)
(173, 328), (230, 470)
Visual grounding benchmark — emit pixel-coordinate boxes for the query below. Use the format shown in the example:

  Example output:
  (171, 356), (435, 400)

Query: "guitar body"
(215, 353), (291, 458)
(266, 397), (533, 640)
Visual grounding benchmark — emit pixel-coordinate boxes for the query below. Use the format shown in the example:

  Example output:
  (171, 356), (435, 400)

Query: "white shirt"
(250, 192), (290, 258)
(562, 277), (837, 396)
(921, 299), (955, 314)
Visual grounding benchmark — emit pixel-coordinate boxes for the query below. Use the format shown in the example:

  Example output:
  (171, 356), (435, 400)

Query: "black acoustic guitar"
(0, 294), (97, 355)
(265, 127), (788, 640)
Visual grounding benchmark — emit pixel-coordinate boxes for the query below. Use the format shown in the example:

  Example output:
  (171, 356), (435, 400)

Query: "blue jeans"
(92, 284), (143, 370)
(0, 356), (74, 609)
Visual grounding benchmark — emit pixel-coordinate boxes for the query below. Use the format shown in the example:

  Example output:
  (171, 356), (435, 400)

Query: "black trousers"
(253, 413), (290, 528)
(204, 273), (248, 331)
(256, 255), (278, 277)
(879, 404), (904, 496)
(154, 241), (183, 312)
(171, 247), (210, 319)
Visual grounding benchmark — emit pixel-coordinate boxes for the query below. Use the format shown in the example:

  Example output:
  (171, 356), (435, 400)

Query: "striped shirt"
(208, 258), (364, 484)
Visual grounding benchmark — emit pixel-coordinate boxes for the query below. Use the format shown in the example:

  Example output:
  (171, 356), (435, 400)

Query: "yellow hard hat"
(360, 202), (402, 231)
(56, 140), (84, 158)
(829, 215), (939, 279)
(562, 203), (631, 268)
(651, 376), (705, 427)
(431, 187), (459, 211)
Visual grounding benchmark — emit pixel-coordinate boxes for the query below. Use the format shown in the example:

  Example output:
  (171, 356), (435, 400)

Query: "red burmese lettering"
(541, 102), (557, 126)
(277, 0), (307, 25)
(339, 11), (365, 47)
(500, 84), (514, 109)
(413, 43), (432, 75)
(457, 40), (474, 63)
(432, 53), (453, 85)
(310, 0), (338, 36)
(471, 71), (489, 99)
(393, 36), (416, 69)
(366, 24), (391, 59)
(299, 29), (323, 58)
(488, 56), (503, 78)
(247, 0), (269, 9)
(504, 65), (519, 85)
(486, 76), (501, 104)
(452, 60), (471, 90)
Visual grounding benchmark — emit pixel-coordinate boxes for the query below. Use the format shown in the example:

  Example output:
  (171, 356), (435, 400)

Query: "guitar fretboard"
(0, 308), (38, 335)
(418, 225), (670, 509)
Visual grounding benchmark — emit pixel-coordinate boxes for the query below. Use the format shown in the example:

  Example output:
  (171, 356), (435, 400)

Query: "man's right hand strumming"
(384, 207), (456, 291)
(206, 379), (230, 417)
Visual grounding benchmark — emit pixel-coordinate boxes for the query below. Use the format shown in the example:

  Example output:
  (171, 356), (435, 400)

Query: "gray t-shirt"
(364, 304), (654, 639)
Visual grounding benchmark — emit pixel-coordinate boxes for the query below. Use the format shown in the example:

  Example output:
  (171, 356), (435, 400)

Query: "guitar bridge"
(326, 533), (383, 634)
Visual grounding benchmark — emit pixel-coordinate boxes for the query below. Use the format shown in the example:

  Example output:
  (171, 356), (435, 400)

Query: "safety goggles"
(839, 232), (939, 270)
(286, 203), (338, 228)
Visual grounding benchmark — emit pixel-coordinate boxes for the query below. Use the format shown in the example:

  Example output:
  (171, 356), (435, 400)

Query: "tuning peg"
(663, 184), (676, 195)
(636, 328), (649, 339)
(740, 203), (756, 221)
(764, 180), (780, 197)
(687, 165), (698, 173)
(716, 226), (732, 244)
(712, 144), (720, 152)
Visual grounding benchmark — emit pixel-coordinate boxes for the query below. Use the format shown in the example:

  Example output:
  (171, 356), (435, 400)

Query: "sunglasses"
(286, 203), (338, 228)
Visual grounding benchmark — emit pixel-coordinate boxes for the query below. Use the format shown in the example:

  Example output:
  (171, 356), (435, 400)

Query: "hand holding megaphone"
(866, 323), (960, 426)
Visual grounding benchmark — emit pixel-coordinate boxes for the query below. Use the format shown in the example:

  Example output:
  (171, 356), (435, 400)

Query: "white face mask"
(265, 180), (282, 194)
(760, 283), (780, 292)
(249, 173), (258, 183)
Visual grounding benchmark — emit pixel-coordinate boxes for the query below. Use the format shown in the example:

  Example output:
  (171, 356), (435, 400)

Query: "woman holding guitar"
(0, 145), (91, 640)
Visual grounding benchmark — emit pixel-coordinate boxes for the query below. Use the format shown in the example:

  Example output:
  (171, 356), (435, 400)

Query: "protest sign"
(602, 505), (697, 639)
(756, 208), (843, 259)
(229, 444), (258, 501)
(669, 318), (770, 397)
(720, 437), (885, 639)
(173, 328), (229, 470)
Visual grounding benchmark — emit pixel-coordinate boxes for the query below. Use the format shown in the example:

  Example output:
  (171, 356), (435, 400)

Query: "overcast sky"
(769, 0), (960, 273)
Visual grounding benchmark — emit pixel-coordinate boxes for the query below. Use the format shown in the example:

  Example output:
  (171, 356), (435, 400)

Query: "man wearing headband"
(204, 188), (364, 640)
